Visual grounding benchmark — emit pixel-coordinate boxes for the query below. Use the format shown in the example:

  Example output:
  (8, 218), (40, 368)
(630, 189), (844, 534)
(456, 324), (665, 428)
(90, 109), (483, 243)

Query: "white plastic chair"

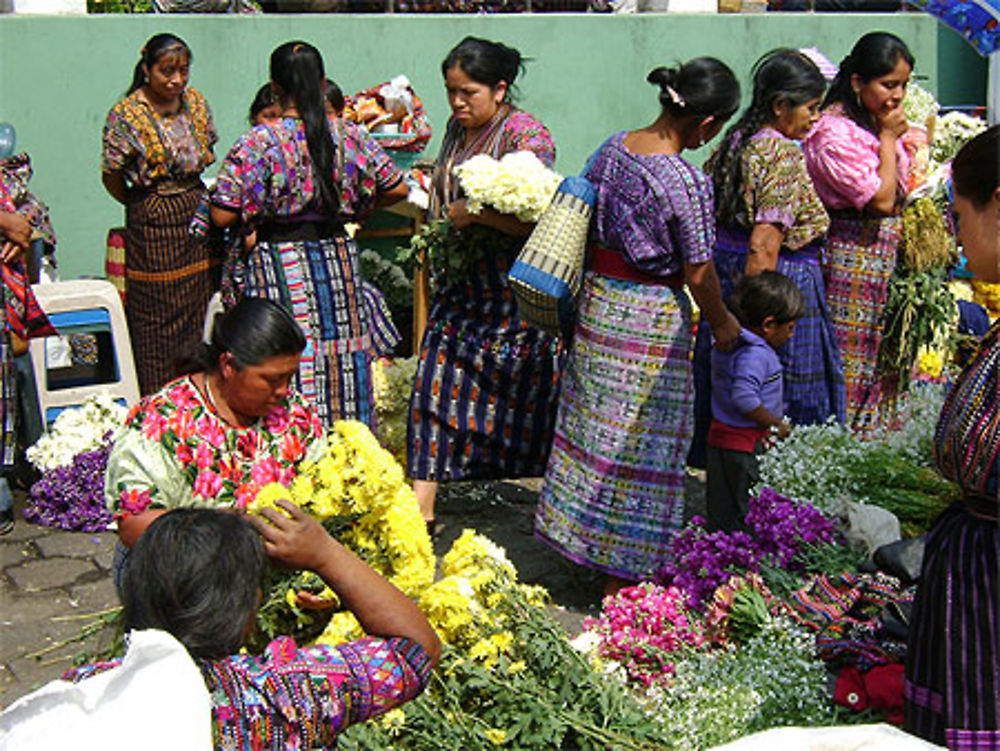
(28, 280), (140, 426)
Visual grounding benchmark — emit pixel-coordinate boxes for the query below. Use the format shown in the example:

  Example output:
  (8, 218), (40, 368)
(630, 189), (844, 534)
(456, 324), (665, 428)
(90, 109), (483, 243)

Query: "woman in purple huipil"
(535, 59), (741, 595)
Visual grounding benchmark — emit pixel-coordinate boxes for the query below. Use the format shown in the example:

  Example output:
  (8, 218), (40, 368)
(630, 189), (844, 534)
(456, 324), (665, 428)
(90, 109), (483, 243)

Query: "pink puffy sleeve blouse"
(802, 109), (909, 212)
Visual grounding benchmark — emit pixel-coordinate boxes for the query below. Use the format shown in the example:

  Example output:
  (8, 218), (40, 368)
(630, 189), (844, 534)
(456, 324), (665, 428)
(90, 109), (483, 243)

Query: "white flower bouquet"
(931, 111), (987, 167)
(453, 150), (562, 223)
(403, 151), (561, 288)
(26, 393), (128, 471)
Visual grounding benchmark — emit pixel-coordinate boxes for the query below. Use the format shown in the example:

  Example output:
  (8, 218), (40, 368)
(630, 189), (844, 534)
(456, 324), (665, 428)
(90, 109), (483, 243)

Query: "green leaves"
(401, 221), (519, 292)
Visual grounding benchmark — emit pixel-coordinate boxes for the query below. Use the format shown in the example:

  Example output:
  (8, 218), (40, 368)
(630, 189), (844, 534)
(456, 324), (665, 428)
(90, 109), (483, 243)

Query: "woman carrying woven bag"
(534, 59), (741, 597)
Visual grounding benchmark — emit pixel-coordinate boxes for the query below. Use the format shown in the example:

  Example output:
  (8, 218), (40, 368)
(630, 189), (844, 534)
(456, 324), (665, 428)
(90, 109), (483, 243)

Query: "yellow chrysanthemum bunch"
(250, 421), (435, 646)
(372, 356), (418, 468)
(915, 345), (945, 379)
(418, 530), (549, 668)
(972, 279), (1000, 320)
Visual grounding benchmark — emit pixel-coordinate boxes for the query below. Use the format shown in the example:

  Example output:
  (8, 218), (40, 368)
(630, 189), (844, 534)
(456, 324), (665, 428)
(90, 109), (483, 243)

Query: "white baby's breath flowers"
(454, 151), (562, 223)
(26, 393), (128, 471)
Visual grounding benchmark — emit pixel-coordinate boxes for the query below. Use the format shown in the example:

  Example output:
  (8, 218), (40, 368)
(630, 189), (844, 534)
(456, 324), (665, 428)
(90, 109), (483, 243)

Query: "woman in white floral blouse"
(105, 298), (327, 589)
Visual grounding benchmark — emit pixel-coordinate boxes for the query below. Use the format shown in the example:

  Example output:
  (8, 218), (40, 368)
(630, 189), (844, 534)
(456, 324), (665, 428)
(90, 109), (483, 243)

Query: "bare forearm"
(745, 223), (782, 275)
(867, 135), (899, 216)
(472, 207), (534, 238)
(102, 171), (130, 206)
(744, 405), (784, 430)
(374, 181), (409, 209)
(117, 509), (168, 548)
(685, 261), (730, 331)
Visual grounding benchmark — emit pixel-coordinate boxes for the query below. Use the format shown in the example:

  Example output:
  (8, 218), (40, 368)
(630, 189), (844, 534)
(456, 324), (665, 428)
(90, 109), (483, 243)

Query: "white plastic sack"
(0, 629), (212, 751)
(707, 723), (945, 751)
(846, 500), (902, 555)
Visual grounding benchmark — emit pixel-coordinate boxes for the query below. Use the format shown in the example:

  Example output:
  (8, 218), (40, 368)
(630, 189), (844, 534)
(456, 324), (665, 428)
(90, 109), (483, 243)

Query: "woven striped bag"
(509, 175), (596, 337)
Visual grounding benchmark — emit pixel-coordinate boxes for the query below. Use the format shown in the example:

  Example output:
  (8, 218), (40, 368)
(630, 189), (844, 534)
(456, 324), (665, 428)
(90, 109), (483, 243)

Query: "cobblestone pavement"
(1, 476), (705, 707)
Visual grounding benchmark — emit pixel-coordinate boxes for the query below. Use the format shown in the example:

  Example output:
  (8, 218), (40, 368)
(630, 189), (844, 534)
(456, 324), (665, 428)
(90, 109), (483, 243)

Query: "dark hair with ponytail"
(952, 124), (999, 208)
(441, 36), (525, 101)
(127, 33), (191, 96)
(270, 41), (339, 216)
(646, 57), (741, 122)
(179, 297), (305, 376)
(823, 31), (914, 133)
(708, 49), (826, 228)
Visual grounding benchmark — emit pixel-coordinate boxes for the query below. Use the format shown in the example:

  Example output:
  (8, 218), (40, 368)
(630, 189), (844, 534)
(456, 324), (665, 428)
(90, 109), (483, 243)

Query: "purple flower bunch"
(657, 489), (838, 609)
(583, 582), (706, 687)
(656, 518), (761, 610)
(746, 487), (837, 568)
(22, 443), (113, 532)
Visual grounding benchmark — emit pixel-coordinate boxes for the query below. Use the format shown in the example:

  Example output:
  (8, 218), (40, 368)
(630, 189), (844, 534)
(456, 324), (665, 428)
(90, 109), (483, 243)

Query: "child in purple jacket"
(707, 271), (804, 531)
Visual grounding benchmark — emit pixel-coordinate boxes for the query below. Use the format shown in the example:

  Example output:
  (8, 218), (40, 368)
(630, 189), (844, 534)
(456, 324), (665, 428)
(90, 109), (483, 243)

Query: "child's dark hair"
(442, 37), (525, 102)
(823, 32), (914, 133)
(325, 78), (345, 116)
(270, 41), (339, 215)
(127, 33), (191, 96)
(248, 83), (278, 125)
(708, 49), (826, 228)
(730, 271), (805, 327)
(646, 57), (741, 122)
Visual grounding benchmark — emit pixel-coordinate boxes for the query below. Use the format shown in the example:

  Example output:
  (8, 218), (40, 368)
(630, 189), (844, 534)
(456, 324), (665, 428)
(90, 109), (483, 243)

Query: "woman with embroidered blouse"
(51, 506), (440, 750)
(105, 298), (326, 587)
(210, 41), (408, 431)
(408, 37), (563, 534)
(535, 59), (741, 595)
(802, 32), (913, 433)
(101, 33), (218, 395)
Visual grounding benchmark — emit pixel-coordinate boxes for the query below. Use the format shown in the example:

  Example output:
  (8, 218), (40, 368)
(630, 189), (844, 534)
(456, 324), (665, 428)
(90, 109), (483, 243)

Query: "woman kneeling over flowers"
(105, 297), (327, 589)
(6, 507), (439, 749)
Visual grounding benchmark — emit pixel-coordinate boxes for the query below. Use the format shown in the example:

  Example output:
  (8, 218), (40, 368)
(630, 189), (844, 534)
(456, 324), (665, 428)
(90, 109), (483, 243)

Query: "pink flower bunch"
(704, 572), (775, 646)
(583, 582), (706, 687)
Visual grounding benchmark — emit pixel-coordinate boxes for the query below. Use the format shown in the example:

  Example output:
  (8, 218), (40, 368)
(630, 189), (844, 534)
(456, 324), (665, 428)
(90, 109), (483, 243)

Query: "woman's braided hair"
(707, 49), (826, 229)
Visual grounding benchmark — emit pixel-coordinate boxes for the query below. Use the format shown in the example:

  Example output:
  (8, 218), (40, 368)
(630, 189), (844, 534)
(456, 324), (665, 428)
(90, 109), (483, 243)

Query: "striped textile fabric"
(124, 185), (216, 395)
(510, 175), (596, 337)
(244, 235), (374, 430)
(0, 330), (13, 470)
(407, 246), (563, 482)
(904, 321), (1000, 748)
(822, 213), (902, 433)
(904, 504), (1000, 748)
(535, 273), (693, 581)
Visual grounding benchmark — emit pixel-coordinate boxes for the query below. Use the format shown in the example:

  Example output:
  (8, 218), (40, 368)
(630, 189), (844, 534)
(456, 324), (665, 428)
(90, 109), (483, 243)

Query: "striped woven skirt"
(125, 184), (216, 395)
(823, 213), (901, 433)
(407, 250), (563, 482)
(690, 229), (847, 466)
(243, 235), (373, 430)
(904, 502), (1000, 748)
(535, 273), (694, 581)
(0, 329), (13, 471)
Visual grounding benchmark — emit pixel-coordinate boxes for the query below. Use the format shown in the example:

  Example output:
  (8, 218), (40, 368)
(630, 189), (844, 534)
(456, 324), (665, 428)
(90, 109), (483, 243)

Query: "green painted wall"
(0, 12), (980, 279)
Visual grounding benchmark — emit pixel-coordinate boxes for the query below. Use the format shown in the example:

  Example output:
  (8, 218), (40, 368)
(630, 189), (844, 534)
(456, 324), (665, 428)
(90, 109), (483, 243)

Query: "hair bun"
(647, 66), (679, 90)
